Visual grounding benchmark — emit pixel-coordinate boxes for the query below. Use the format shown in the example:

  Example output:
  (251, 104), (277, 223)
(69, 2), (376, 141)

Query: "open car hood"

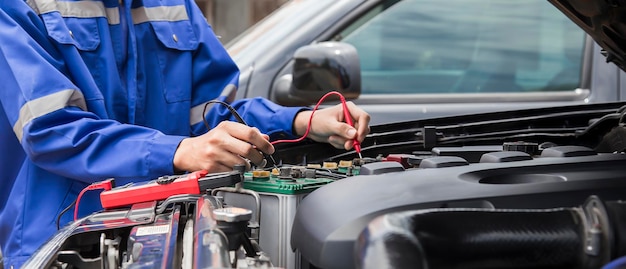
(550, 0), (626, 71)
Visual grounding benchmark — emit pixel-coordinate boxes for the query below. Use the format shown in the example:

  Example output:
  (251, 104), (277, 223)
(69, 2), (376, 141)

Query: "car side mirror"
(273, 42), (361, 106)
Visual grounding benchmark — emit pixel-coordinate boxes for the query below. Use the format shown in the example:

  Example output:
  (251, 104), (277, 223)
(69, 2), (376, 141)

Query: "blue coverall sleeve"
(185, 2), (307, 140)
(0, 5), (184, 183)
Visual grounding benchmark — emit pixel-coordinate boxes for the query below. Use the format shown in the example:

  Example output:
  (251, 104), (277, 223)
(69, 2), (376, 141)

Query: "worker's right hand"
(172, 121), (274, 173)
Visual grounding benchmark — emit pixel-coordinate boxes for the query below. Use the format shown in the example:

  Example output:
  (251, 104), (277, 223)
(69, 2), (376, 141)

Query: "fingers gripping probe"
(341, 101), (363, 159)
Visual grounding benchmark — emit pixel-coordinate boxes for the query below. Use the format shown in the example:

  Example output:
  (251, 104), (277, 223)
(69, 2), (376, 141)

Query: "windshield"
(225, 0), (336, 65)
(336, 0), (585, 94)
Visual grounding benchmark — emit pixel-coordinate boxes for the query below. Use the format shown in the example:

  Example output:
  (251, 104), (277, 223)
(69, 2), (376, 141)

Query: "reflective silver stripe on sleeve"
(26, 0), (55, 15)
(189, 84), (238, 126)
(132, 5), (189, 24)
(26, 0), (187, 25)
(190, 102), (215, 127)
(14, 89), (88, 142)
(106, 7), (120, 25)
(56, 1), (106, 18)
(26, 0), (121, 25)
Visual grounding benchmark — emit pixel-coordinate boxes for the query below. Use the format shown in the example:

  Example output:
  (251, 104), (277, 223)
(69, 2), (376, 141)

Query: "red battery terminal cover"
(100, 170), (209, 209)
(383, 154), (414, 169)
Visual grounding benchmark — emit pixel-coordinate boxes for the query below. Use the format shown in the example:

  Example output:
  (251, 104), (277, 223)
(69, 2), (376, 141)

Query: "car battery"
(213, 166), (337, 269)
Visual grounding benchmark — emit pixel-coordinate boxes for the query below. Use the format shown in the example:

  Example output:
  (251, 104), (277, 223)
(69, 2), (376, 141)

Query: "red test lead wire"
(272, 91), (363, 158)
(74, 178), (115, 221)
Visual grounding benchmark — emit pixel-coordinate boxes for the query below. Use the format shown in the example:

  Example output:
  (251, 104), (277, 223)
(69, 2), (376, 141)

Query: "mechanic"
(0, 0), (370, 267)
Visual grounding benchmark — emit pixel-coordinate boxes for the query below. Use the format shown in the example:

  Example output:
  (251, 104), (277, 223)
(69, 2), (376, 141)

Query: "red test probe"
(340, 99), (363, 159)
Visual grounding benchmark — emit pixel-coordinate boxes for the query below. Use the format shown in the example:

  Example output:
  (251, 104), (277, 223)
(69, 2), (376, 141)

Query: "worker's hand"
(173, 121), (274, 173)
(294, 101), (370, 150)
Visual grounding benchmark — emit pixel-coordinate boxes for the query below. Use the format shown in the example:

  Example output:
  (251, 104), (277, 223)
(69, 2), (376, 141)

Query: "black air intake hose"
(355, 196), (626, 269)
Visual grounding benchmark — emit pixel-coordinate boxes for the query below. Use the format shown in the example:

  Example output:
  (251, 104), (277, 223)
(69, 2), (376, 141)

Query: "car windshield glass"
(226, 0), (335, 65)
(336, 0), (585, 94)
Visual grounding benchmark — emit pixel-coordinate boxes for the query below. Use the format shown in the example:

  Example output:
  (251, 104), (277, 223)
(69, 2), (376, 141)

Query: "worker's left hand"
(293, 101), (370, 150)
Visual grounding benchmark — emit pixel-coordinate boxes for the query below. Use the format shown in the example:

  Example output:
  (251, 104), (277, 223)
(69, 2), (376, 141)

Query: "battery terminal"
(322, 162), (338, 170)
(252, 170), (271, 181)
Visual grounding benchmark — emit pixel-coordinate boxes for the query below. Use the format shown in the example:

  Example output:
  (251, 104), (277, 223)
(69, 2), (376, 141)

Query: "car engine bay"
(22, 101), (626, 269)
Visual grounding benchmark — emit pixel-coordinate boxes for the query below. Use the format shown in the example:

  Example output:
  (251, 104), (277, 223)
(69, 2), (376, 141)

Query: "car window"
(333, 0), (585, 95)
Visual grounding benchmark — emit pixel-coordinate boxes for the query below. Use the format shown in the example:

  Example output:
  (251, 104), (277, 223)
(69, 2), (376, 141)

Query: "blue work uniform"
(0, 0), (304, 267)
